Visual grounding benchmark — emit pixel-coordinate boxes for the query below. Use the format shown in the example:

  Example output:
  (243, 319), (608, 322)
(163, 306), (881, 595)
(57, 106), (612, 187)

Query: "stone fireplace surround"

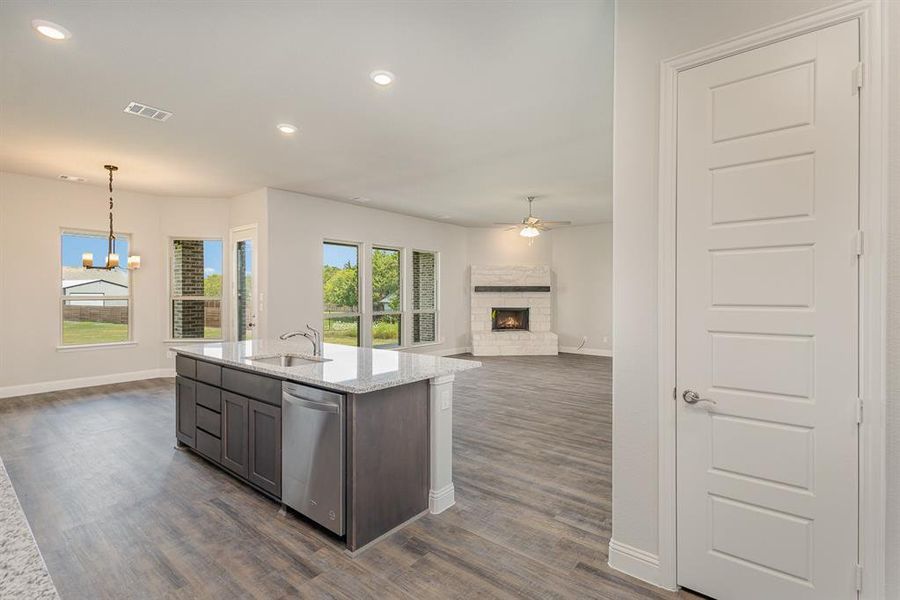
(470, 265), (558, 356)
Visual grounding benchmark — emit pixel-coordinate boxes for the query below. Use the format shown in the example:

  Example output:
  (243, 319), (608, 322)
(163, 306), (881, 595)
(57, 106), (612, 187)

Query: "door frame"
(656, 1), (888, 595)
(230, 224), (259, 341)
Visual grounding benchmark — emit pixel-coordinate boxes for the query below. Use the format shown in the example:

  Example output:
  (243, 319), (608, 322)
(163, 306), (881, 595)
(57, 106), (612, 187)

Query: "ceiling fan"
(494, 196), (571, 239)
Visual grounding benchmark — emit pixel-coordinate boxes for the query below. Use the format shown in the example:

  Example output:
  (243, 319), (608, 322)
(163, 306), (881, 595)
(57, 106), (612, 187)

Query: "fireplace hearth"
(492, 308), (529, 332)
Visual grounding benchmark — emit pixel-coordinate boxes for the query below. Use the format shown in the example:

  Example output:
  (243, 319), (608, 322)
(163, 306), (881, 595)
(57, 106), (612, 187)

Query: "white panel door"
(676, 20), (859, 600)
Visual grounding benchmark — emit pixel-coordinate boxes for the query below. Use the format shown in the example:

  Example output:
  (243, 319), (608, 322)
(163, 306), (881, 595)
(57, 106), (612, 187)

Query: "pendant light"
(82, 165), (141, 270)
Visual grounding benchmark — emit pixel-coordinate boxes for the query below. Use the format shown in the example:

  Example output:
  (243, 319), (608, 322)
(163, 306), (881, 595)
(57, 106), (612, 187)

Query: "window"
(322, 242), (438, 349)
(60, 231), (132, 346)
(323, 241), (360, 346)
(170, 239), (223, 340)
(371, 247), (401, 348)
(411, 250), (438, 344)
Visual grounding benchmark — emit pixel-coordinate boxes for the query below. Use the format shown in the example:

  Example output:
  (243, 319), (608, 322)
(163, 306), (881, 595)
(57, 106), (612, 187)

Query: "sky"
(324, 242), (358, 268)
(62, 234), (222, 274)
(62, 232), (130, 269)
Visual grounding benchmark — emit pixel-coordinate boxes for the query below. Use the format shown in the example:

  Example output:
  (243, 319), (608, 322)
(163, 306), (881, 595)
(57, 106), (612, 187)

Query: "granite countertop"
(170, 339), (480, 394)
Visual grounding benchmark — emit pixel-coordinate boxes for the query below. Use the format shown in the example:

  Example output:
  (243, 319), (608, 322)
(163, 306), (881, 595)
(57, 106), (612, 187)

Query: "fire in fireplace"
(491, 308), (529, 331)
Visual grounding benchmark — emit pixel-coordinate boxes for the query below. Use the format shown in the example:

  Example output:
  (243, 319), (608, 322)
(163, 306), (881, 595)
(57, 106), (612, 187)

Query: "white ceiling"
(0, 1), (614, 226)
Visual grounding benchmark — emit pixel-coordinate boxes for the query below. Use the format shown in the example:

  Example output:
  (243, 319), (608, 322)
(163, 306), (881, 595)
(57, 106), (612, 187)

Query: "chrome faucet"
(279, 324), (323, 357)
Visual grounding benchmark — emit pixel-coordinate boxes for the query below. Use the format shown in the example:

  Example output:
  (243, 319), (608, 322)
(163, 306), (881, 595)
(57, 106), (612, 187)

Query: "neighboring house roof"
(62, 279), (128, 290)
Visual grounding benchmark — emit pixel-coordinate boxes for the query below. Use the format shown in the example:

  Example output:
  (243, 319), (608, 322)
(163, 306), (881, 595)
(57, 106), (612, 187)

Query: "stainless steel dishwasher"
(281, 381), (345, 536)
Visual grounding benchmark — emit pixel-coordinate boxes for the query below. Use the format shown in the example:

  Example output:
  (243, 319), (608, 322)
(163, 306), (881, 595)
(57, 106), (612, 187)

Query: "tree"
(204, 273), (222, 297)
(323, 263), (358, 310)
(371, 249), (400, 311)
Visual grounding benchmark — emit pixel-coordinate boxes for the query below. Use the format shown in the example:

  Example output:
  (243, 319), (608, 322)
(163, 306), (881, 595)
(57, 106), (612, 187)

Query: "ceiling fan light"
(520, 226), (541, 238)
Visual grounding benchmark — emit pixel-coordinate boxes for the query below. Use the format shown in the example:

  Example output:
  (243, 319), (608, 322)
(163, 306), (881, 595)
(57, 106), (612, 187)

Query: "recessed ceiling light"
(369, 70), (395, 86)
(277, 123), (297, 134)
(32, 19), (71, 41)
(58, 174), (86, 182)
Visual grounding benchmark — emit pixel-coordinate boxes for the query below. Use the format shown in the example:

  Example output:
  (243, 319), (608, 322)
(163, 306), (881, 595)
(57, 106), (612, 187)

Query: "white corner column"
(428, 374), (455, 513)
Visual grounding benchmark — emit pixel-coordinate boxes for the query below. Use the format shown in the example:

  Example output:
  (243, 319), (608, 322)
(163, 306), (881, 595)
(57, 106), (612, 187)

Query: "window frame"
(409, 248), (439, 346)
(323, 239), (363, 347)
(321, 239), (441, 350)
(167, 236), (225, 342)
(370, 244), (403, 349)
(59, 228), (134, 348)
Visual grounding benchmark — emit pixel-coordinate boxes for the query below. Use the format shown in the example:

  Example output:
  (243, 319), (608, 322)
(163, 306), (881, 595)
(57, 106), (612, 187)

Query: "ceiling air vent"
(123, 101), (172, 122)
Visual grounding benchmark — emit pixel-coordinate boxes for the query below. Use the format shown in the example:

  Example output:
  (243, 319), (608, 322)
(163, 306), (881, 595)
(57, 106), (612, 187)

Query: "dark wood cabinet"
(175, 376), (197, 448)
(176, 357), (285, 500)
(346, 381), (429, 551)
(249, 399), (282, 497)
(221, 391), (250, 478)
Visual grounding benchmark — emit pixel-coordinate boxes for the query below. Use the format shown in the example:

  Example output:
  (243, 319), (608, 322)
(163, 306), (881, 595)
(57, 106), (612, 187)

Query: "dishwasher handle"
(282, 392), (341, 413)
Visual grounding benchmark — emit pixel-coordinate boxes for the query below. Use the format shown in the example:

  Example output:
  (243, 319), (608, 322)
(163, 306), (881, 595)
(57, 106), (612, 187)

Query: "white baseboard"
(429, 483), (456, 514)
(428, 346), (472, 357)
(608, 539), (668, 589)
(559, 346), (612, 357)
(0, 368), (174, 400)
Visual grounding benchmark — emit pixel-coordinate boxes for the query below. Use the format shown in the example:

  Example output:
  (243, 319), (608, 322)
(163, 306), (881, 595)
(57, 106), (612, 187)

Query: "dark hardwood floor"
(0, 354), (699, 599)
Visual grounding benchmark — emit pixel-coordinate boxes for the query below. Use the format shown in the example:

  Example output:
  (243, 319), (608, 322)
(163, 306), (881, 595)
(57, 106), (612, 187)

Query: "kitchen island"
(170, 340), (479, 553)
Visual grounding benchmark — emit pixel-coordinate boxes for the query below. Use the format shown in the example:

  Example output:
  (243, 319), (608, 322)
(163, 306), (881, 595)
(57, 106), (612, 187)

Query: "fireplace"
(492, 308), (529, 332)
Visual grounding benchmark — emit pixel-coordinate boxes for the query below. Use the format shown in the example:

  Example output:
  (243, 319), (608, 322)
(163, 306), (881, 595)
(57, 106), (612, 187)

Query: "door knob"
(682, 389), (717, 406)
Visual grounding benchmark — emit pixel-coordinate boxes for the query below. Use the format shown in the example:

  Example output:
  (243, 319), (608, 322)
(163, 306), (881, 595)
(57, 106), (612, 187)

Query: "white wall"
(552, 223), (612, 354)
(611, 0), (898, 592)
(266, 188), (471, 354)
(0, 171), (227, 394)
(466, 227), (553, 265)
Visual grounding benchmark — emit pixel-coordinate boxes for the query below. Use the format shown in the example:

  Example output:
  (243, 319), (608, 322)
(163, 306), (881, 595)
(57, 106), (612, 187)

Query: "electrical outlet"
(603, 336), (609, 344)
(441, 397), (451, 410)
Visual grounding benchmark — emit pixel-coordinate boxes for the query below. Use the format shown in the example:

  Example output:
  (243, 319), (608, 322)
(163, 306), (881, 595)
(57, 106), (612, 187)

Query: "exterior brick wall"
(173, 240), (206, 338)
(412, 251), (436, 342)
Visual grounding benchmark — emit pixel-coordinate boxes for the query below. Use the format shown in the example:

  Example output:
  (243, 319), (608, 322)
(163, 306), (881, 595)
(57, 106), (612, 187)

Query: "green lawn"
(63, 321), (222, 345)
(324, 316), (360, 347)
(324, 332), (360, 346)
(63, 321), (128, 345)
(322, 320), (401, 348)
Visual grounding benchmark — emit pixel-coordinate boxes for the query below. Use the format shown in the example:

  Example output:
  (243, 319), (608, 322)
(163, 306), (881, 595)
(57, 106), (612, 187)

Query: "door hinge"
(856, 398), (863, 424)
(856, 563), (863, 591)
(855, 230), (865, 257)
(853, 62), (865, 90)
(673, 386), (677, 401)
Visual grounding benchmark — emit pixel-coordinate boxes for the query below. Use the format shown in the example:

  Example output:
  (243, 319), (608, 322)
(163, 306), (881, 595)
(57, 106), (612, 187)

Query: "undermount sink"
(248, 353), (328, 367)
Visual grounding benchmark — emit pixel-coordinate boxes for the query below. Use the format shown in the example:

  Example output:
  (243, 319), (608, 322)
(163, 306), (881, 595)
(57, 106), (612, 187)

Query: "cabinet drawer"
(196, 405), (221, 437)
(196, 382), (221, 412)
(175, 355), (196, 379)
(196, 429), (221, 462)
(196, 360), (222, 386)
(222, 367), (282, 406)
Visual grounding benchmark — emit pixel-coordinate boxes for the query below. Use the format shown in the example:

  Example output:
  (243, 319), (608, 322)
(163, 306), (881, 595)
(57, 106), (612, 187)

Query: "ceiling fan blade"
(538, 220), (572, 226)
(493, 223), (523, 226)
(503, 226), (520, 231)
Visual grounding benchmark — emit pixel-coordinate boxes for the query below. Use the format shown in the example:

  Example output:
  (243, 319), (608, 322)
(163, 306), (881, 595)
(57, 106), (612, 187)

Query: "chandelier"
(82, 165), (141, 270)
